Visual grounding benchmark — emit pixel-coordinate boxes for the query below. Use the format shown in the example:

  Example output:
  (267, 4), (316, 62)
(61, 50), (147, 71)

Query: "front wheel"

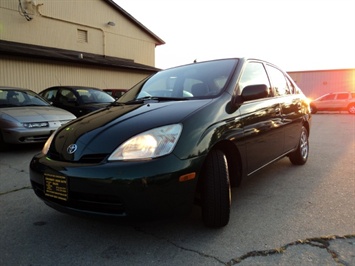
(201, 150), (231, 228)
(289, 126), (309, 165)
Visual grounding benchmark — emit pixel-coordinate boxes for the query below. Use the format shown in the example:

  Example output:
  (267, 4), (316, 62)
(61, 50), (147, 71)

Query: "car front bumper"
(29, 153), (203, 218)
(2, 127), (56, 144)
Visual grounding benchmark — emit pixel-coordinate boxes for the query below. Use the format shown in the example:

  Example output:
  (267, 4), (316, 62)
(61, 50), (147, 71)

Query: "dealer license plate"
(44, 173), (68, 201)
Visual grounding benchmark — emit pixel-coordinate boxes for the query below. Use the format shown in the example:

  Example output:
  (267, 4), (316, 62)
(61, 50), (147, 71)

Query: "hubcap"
(300, 129), (308, 159)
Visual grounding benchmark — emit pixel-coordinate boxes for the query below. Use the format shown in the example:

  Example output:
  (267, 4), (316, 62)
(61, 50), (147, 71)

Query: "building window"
(77, 29), (88, 43)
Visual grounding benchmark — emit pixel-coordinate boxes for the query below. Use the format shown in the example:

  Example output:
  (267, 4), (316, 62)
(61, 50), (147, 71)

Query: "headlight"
(42, 131), (56, 155)
(108, 124), (182, 161)
(23, 122), (49, 128)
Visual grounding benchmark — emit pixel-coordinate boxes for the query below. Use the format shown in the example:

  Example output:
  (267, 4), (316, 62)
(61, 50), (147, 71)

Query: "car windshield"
(76, 88), (115, 104)
(0, 89), (50, 108)
(118, 59), (238, 103)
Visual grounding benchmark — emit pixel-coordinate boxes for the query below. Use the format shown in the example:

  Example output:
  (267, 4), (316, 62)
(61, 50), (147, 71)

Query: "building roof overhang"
(0, 40), (161, 73)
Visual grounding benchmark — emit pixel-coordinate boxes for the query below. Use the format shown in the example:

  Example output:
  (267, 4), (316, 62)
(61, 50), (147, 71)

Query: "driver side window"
(239, 62), (271, 96)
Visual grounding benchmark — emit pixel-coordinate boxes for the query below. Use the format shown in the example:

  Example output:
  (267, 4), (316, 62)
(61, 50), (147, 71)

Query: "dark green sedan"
(30, 58), (311, 228)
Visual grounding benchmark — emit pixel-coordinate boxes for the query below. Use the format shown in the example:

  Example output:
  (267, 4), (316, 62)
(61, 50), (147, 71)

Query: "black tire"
(201, 149), (231, 228)
(0, 132), (8, 151)
(348, 104), (355, 114)
(289, 126), (309, 165)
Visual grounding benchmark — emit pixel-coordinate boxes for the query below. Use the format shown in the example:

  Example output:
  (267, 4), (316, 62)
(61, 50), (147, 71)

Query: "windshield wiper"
(123, 96), (189, 105)
(109, 101), (126, 106)
(22, 104), (47, 107)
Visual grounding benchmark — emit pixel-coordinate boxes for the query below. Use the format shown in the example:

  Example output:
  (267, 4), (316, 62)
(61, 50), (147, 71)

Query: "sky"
(114, 0), (355, 72)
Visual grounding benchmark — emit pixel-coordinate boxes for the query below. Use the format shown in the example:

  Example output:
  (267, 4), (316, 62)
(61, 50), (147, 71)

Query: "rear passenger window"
(336, 93), (349, 100)
(266, 65), (291, 96)
(239, 62), (271, 95)
(322, 94), (336, 101)
(285, 77), (296, 94)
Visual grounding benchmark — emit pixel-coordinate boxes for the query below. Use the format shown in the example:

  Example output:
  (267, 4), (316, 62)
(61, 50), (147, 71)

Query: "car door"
(265, 64), (304, 153)
(334, 93), (350, 110)
(238, 61), (284, 174)
(317, 94), (336, 111)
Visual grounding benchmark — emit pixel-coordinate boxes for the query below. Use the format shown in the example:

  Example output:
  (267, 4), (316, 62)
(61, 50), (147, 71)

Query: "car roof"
(45, 86), (101, 90)
(0, 86), (32, 91)
(103, 89), (127, 91)
(319, 92), (352, 96)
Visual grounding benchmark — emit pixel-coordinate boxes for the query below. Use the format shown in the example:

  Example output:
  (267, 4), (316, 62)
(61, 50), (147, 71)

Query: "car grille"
(80, 154), (109, 163)
(31, 181), (126, 215)
(19, 135), (50, 143)
(71, 192), (125, 214)
(47, 150), (109, 163)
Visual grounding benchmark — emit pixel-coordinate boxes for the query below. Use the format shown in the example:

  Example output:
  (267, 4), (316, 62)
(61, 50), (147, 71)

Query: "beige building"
(0, 0), (164, 93)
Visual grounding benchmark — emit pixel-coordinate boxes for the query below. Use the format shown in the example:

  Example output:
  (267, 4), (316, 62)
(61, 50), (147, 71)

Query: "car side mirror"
(241, 84), (269, 101)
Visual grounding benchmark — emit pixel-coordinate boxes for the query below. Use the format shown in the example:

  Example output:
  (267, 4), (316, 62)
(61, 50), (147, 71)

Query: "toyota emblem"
(67, 144), (78, 154)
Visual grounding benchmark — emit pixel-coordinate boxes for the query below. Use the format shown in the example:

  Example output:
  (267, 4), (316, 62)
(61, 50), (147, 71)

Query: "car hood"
(0, 106), (76, 122)
(50, 100), (211, 162)
(82, 102), (113, 108)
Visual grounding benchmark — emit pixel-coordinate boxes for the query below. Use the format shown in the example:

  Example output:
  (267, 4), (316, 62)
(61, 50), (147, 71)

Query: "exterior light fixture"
(107, 21), (115, 26)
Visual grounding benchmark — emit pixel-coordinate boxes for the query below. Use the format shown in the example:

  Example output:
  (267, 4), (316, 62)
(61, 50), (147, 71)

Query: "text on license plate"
(44, 173), (68, 201)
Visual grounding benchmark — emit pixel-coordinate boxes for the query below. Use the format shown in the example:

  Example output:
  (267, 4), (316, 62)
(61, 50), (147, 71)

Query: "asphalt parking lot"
(1, 113), (354, 265)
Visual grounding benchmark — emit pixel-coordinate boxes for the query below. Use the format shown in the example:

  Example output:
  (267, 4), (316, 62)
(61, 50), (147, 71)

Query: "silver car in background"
(310, 92), (355, 114)
(0, 86), (76, 147)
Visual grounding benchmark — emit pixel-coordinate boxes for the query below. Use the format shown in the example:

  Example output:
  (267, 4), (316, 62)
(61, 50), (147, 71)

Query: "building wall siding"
(0, 57), (148, 93)
(0, 0), (157, 66)
(288, 69), (355, 99)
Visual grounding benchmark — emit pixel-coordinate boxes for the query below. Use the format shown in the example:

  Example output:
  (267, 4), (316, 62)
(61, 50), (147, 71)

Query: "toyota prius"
(30, 58), (311, 227)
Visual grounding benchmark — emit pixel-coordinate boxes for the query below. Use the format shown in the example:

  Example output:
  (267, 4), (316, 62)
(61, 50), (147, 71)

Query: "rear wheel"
(201, 150), (231, 228)
(348, 104), (355, 114)
(310, 105), (317, 114)
(0, 132), (8, 151)
(289, 126), (309, 165)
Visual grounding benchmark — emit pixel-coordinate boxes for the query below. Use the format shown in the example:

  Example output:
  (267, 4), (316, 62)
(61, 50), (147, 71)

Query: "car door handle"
(275, 107), (281, 115)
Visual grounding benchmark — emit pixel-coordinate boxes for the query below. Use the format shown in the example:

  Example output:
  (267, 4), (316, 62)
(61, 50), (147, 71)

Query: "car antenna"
(55, 75), (62, 85)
